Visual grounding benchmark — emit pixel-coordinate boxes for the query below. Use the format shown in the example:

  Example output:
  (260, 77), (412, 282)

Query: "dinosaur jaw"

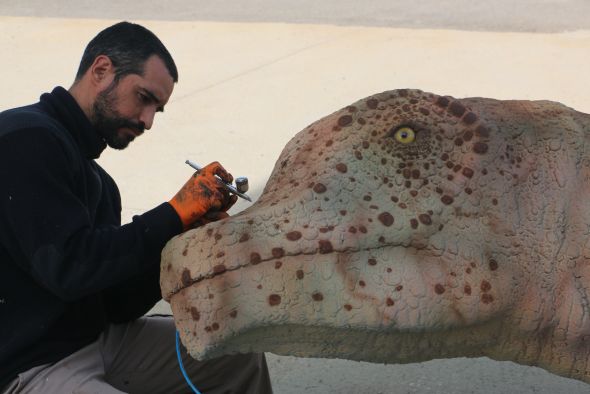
(167, 244), (514, 362)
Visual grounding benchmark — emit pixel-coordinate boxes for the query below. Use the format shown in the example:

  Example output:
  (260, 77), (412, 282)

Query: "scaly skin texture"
(160, 89), (590, 384)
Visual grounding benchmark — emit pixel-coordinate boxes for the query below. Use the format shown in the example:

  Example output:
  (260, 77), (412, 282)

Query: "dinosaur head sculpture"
(161, 89), (590, 383)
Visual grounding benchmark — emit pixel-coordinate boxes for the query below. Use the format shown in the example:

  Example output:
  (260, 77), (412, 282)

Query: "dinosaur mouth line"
(169, 241), (412, 299)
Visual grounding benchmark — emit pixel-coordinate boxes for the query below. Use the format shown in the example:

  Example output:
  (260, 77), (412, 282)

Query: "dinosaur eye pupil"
(392, 126), (416, 144)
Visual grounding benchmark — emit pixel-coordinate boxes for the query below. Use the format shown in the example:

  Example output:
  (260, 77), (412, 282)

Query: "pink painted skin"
(161, 89), (590, 384)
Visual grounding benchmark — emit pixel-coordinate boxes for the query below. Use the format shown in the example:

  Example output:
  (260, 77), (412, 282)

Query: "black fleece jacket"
(0, 87), (183, 387)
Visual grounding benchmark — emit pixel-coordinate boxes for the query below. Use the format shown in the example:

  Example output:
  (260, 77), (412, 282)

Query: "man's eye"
(138, 93), (150, 103)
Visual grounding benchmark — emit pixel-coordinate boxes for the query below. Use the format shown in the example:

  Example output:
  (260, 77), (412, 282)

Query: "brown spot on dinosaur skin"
(359, 280), (366, 287)
(435, 96), (450, 108)
(239, 233), (250, 243)
(269, 294), (281, 306)
(312, 292), (324, 301)
(181, 269), (192, 287)
(386, 297), (395, 306)
(462, 168), (474, 178)
(214, 233), (222, 241)
(313, 183), (327, 194)
(434, 284), (446, 294)
(492, 198), (498, 206)
(396, 285), (403, 291)
(229, 310), (238, 318)
(355, 151), (363, 160)
(481, 280), (492, 292)
(441, 195), (454, 205)
(325, 140), (333, 147)
(367, 98), (379, 109)
(296, 270), (304, 280)
(319, 240), (333, 254)
(338, 115), (353, 127)
(250, 252), (262, 265)
(418, 214), (432, 225)
(489, 259), (499, 271)
(216, 251), (225, 258)
(257, 284), (263, 290)
(336, 163), (348, 173)
(212, 323), (220, 331)
(473, 142), (489, 154)
(344, 304), (353, 311)
(462, 112), (478, 125)
(349, 226), (357, 233)
(272, 248), (285, 259)
(359, 225), (368, 234)
(190, 307), (200, 321)
(368, 258), (377, 266)
(464, 284), (472, 295)
(378, 212), (395, 227)
(275, 261), (283, 269)
(419, 107), (430, 116)
(340, 210), (348, 216)
(482, 293), (494, 304)
(213, 264), (226, 275)
(182, 248), (188, 256)
(286, 231), (302, 241)
(363, 195), (372, 201)
(410, 219), (419, 229)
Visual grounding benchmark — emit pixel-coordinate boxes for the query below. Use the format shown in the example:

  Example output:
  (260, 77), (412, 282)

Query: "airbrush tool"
(185, 159), (252, 202)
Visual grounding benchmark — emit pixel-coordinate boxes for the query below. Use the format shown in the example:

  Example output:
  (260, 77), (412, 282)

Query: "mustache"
(116, 119), (145, 134)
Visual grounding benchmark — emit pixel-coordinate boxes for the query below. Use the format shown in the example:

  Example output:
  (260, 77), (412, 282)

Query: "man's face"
(91, 55), (175, 149)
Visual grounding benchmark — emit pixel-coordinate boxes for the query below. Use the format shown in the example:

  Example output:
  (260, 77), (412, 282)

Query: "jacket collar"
(39, 86), (107, 159)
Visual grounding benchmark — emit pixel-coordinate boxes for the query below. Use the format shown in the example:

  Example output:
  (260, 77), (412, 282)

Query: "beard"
(91, 82), (145, 150)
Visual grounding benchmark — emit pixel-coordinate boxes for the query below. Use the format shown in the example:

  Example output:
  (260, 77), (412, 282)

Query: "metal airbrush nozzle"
(185, 160), (252, 202)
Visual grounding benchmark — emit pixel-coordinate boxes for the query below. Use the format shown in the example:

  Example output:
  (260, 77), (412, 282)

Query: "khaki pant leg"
(102, 315), (273, 394)
(1, 340), (125, 394)
(3, 316), (273, 394)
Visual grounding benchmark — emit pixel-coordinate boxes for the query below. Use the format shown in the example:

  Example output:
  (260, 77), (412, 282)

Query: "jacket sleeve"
(0, 126), (183, 303)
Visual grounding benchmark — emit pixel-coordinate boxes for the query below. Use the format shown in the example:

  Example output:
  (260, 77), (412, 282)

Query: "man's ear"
(89, 55), (115, 89)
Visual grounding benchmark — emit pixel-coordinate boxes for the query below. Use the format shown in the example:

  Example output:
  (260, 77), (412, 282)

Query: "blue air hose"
(175, 330), (202, 394)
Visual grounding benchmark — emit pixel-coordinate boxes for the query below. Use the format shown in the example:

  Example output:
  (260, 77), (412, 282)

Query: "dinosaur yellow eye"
(394, 127), (416, 144)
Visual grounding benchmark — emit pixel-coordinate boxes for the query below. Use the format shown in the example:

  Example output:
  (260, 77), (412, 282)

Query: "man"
(0, 22), (273, 393)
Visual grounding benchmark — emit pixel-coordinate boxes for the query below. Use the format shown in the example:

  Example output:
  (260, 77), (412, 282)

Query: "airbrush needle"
(185, 160), (252, 202)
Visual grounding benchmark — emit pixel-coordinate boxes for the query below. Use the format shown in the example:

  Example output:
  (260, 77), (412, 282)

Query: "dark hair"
(75, 21), (178, 83)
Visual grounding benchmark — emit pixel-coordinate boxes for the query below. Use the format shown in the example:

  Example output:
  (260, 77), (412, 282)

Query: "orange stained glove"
(169, 161), (238, 230)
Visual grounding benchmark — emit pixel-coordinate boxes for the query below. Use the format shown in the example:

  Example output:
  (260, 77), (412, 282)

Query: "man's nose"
(140, 107), (156, 130)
